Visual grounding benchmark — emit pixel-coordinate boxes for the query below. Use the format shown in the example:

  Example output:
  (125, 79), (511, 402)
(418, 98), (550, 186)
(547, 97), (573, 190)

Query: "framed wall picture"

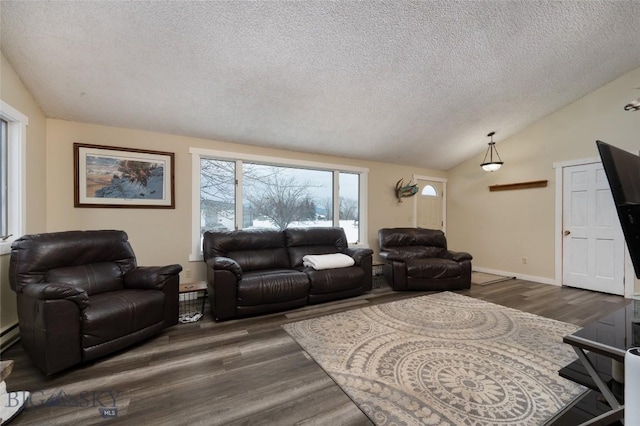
(74, 143), (175, 208)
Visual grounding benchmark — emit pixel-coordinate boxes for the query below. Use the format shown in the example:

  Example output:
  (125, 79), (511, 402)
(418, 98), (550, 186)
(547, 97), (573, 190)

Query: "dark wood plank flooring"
(1, 279), (630, 425)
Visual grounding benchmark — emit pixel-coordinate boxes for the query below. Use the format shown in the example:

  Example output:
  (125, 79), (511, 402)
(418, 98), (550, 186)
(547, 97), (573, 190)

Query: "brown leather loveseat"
(378, 227), (472, 291)
(9, 230), (182, 375)
(203, 227), (373, 320)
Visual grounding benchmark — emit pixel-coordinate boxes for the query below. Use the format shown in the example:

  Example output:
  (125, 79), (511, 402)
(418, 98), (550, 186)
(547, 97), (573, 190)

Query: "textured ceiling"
(2, 1), (639, 170)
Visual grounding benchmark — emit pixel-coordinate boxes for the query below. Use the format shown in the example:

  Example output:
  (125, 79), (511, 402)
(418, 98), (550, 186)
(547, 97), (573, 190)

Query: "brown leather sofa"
(203, 227), (373, 320)
(9, 230), (182, 375)
(378, 227), (472, 291)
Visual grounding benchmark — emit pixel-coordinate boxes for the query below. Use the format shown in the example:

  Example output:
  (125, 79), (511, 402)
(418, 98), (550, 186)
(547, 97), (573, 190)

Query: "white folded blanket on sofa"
(302, 253), (355, 270)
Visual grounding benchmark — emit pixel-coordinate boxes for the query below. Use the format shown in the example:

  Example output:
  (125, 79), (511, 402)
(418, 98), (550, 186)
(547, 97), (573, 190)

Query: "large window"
(200, 159), (236, 233)
(0, 101), (27, 255)
(241, 163), (334, 231)
(190, 148), (368, 259)
(1, 119), (7, 238)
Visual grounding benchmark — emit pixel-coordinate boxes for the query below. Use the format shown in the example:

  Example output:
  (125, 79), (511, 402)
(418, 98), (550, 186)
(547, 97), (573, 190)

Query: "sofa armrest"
(21, 283), (89, 310)
(207, 269), (238, 320)
(343, 247), (373, 291)
(124, 264), (183, 290)
(206, 256), (243, 279)
(16, 296), (83, 374)
(344, 247), (373, 266)
(125, 265), (180, 327)
(444, 251), (473, 262)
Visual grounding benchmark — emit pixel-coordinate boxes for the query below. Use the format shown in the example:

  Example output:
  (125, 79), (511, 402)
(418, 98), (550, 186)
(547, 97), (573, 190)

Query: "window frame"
(421, 184), (438, 197)
(189, 147), (368, 261)
(0, 101), (28, 255)
(1, 119), (7, 237)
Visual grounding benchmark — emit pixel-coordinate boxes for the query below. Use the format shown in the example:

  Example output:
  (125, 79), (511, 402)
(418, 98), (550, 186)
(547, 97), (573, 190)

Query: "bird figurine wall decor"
(395, 178), (418, 202)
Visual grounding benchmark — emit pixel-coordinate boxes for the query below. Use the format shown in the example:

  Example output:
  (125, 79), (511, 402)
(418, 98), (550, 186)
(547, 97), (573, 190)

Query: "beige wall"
(447, 66), (640, 294)
(3, 51), (638, 347)
(0, 53), (47, 340)
(46, 119), (445, 282)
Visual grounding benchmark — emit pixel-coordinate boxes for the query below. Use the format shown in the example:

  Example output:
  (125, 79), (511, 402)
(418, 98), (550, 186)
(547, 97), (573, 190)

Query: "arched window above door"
(421, 185), (437, 197)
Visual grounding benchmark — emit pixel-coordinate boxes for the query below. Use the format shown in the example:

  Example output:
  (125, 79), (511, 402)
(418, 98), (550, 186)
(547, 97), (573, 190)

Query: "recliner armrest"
(124, 264), (183, 290)
(205, 256), (242, 279)
(21, 283), (89, 310)
(344, 247), (373, 265)
(444, 250), (473, 262)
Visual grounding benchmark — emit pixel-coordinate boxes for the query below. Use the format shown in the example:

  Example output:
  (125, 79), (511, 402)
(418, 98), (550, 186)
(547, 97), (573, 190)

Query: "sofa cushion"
(82, 289), (165, 348)
(305, 266), (364, 294)
(203, 229), (290, 271)
(10, 230), (138, 294)
(285, 228), (348, 268)
(379, 228), (448, 250)
(405, 258), (461, 279)
(238, 270), (310, 306)
(387, 246), (446, 260)
(46, 263), (124, 296)
(228, 248), (291, 272)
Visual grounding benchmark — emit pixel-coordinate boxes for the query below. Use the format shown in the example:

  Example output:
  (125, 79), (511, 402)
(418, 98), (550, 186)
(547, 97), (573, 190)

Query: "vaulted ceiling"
(2, 1), (639, 169)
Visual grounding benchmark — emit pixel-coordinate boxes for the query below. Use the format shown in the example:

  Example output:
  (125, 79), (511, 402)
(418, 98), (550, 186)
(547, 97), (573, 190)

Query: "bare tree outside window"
(339, 196), (358, 221)
(200, 159), (235, 233)
(340, 172), (359, 233)
(243, 164), (328, 230)
(320, 197), (332, 220)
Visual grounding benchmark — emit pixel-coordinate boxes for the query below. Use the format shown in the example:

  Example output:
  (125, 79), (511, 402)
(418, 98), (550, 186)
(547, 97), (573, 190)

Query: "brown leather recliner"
(378, 227), (472, 291)
(9, 230), (182, 375)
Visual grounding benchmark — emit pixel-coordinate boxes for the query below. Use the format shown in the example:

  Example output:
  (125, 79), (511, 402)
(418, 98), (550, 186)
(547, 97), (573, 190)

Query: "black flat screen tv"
(596, 140), (640, 278)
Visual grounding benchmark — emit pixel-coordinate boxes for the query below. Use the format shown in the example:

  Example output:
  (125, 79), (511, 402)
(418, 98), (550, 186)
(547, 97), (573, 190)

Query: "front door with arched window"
(417, 179), (444, 231)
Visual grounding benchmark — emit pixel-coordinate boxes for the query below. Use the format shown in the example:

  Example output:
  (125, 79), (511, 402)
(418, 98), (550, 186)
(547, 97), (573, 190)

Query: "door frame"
(412, 175), (447, 233)
(553, 157), (635, 297)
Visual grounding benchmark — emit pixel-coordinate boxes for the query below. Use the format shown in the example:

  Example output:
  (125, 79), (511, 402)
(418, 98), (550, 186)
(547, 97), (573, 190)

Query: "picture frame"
(74, 143), (175, 208)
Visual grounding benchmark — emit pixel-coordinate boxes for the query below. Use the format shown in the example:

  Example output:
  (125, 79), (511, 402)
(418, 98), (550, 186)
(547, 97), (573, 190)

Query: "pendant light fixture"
(480, 131), (503, 172)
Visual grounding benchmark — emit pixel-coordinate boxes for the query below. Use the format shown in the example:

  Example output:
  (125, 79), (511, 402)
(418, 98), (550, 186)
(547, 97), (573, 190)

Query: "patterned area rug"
(282, 292), (584, 425)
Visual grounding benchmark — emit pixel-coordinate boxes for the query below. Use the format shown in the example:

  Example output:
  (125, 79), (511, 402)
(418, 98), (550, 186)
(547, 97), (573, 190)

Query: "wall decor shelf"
(489, 180), (548, 192)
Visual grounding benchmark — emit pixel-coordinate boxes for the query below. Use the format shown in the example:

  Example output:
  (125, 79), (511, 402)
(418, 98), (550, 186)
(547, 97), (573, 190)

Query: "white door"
(417, 180), (443, 231)
(562, 163), (624, 295)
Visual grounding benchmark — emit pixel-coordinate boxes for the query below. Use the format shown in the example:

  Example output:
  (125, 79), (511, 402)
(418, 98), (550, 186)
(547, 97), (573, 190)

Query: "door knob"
(564, 230), (571, 236)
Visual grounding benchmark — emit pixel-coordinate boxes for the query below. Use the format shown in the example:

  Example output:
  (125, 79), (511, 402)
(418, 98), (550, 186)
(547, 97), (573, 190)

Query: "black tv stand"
(559, 301), (638, 425)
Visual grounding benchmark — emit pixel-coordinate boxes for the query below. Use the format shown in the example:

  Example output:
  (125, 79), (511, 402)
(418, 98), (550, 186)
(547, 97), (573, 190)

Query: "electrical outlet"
(522, 257), (528, 264)
(185, 269), (192, 279)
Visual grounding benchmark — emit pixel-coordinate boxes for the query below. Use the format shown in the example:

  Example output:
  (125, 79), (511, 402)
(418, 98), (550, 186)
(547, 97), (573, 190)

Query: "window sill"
(0, 242), (11, 256)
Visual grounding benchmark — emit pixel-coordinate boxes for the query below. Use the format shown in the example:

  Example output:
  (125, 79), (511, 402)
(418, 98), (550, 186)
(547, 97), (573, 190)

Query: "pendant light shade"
(481, 131), (503, 172)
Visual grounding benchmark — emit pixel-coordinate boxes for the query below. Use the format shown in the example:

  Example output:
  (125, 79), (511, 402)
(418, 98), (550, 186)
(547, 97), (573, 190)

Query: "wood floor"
(2, 279), (629, 425)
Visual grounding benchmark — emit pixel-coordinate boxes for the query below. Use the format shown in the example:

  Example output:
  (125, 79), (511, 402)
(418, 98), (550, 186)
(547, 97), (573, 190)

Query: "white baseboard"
(472, 266), (557, 286)
(0, 322), (20, 353)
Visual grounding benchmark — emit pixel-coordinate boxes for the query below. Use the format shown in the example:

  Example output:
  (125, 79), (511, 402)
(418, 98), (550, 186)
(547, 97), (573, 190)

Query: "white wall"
(2, 56), (638, 351)
(447, 66), (640, 294)
(45, 119), (446, 283)
(0, 53), (47, 348)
